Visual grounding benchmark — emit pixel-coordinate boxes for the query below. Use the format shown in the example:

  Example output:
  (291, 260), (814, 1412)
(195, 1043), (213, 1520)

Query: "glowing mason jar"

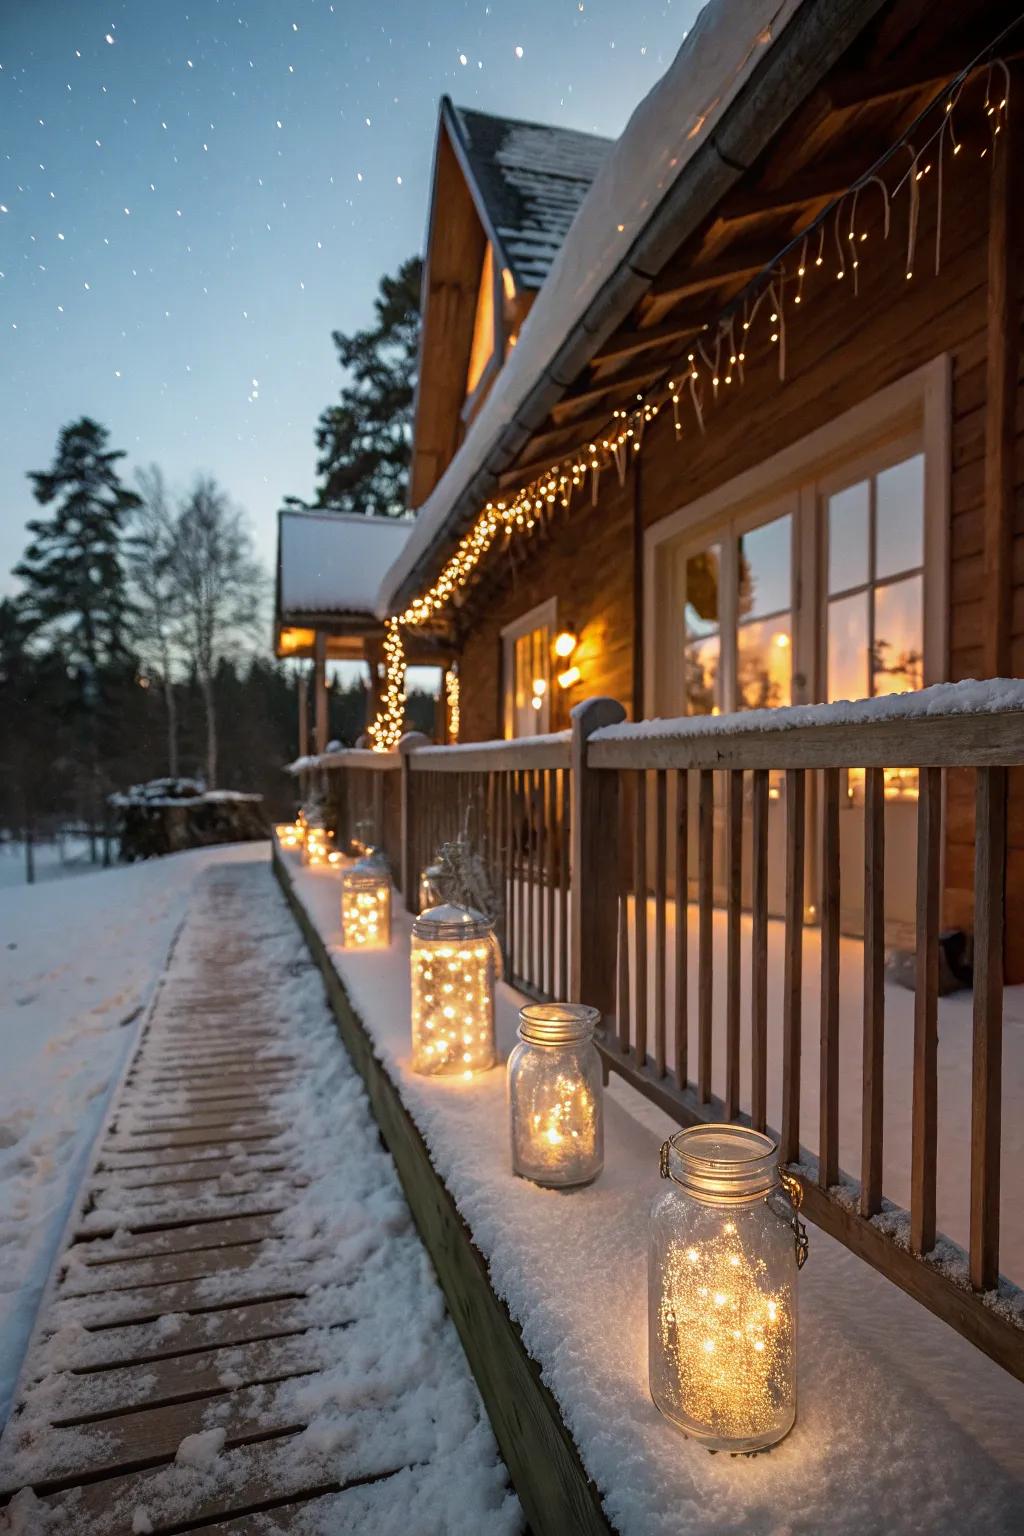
(418, 862), (445, 913)
(275, 822), (301, 849)
(649, 1125), (807, 1453)
(340, 858), (392, 949)
(410, 904), (496, 1077)
(507, 1003), (604, 1187)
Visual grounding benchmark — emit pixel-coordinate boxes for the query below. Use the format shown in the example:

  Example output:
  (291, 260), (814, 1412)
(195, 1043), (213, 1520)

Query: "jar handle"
(779, 1169), (810, 1270)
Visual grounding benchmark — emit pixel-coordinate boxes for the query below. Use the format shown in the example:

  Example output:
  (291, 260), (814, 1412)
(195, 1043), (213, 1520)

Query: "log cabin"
(284, 0), (1024, 977)
(365, 0), (1024, 980)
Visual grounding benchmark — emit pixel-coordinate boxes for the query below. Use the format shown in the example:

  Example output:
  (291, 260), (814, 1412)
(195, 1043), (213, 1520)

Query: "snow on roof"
(278, 508), (413, 619)
(450, 104), (611, 292)
(377, 0), (804, 618)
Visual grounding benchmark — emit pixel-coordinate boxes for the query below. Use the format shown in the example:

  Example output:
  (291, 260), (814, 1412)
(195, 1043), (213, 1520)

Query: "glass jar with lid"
(340, 857), (391, 949)
(507, 1003), (604, 1187)
(649, 1124), (807, 1453)
(410, 903), (497, 1077)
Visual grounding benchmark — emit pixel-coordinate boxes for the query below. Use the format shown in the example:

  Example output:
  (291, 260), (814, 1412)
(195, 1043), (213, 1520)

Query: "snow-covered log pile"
(109, 779), (266, 860)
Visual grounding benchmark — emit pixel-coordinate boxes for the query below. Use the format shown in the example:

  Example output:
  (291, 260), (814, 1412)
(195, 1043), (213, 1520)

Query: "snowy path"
(0, 861), (521, 1535)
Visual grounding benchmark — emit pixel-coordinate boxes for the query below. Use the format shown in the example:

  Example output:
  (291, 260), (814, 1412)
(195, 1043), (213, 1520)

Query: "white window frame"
(501, 596), (557, 738)
(643, 356), (951, 721)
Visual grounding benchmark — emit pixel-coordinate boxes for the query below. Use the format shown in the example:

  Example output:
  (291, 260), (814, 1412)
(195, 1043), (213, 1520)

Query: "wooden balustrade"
(289, 696), (1024, 1383)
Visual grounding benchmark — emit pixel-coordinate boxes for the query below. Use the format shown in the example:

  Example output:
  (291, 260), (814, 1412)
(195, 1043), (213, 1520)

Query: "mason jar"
(340, 857), (392, 949)
(410, 904), (497, 1077)
(649, 1125), (806, 1453)
(507, 1003), (604, 1187)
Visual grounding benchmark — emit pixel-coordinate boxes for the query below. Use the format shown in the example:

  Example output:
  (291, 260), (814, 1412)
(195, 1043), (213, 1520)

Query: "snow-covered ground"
(0, 838), (100, 891)
(0, 843), (261, 1423)
(286, 849), (1024, 1536)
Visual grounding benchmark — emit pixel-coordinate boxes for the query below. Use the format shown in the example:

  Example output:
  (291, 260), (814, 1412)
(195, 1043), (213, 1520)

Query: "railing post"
(570, 697), (626, 1022)
(399, 731), (430, 909)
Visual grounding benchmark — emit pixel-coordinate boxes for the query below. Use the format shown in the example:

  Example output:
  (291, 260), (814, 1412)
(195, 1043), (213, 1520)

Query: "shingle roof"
(449, 103), (611, 291)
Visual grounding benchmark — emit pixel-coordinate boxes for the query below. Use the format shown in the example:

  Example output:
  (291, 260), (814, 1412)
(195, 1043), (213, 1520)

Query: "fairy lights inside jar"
(507, 1003), (603, 1187)
(410, 903), (497, 1078)
(340, 858), (391, 949)
(649, 1125), (806, 1453)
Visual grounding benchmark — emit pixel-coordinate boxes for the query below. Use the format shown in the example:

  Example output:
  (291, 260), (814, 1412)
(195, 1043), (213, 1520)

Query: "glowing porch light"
(553, 627), (577, 659)
(410, 904), (497, 1077)
(340, 858), (392, 949)
(649, 1125), (806, 1452)
(557, 665), (581, 691)
(508, 1003), (604, 1187)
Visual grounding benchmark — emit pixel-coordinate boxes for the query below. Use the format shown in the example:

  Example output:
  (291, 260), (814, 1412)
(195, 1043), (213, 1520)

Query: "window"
(683, 544), (721, 715)
(645, 358), (949, 725)
(502, 598), (556, 738)
(826, 452), (925, 704)
(737, 513), (792, 711)
(466, 243), (496, 397)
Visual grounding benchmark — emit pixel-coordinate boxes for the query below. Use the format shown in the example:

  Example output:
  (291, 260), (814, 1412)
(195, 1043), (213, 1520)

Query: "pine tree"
(313, 255), (422, 516)
(16, 418), (140, 671)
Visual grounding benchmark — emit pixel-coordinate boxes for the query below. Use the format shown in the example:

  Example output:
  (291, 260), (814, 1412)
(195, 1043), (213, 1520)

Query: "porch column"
(314, 631), (328, 755)
(364, 636), (385, 728)
(297, 665), (309, 759)
(982, 66), (1022, 677)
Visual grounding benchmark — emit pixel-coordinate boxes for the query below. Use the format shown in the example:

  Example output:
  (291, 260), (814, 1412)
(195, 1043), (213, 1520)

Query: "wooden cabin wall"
(453, 137), (1024, 975)
(458, 468), (637, 741)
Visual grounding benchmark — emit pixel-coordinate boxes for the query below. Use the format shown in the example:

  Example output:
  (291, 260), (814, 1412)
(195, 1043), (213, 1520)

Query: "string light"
(445, 663), (460, 742)
(362, 54), (1012, 750)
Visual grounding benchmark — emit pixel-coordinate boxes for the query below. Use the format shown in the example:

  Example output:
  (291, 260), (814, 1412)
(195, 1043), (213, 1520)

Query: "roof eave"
(381, 0), (889, 620)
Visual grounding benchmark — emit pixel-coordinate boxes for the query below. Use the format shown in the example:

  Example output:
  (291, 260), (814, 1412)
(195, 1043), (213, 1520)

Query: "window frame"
(501, 596), (558, 738)
(644, 356), (951, 720)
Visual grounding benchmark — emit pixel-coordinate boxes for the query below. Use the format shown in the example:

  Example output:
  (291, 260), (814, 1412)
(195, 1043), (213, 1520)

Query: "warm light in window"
(501, 266), (516, 302)
(554, 628), (577, 658)
(532, 677), (547, 696)
(772, 631), (790, 648)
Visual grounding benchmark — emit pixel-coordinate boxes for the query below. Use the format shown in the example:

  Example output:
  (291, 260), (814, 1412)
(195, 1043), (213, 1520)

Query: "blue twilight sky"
(0, 0), (702, 595)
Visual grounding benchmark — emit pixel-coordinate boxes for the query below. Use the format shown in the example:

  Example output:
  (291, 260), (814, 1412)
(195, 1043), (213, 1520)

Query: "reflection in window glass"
(686, 635), (720, 716)
(828, 480), (869, 594)
(828, 592), (869, 702)
(739, 515), (791, 621)
(876, 454), (924, 578)
(684, 546), (720, 715)
(738, 616), (791, 709)
(873, 576), (923, 695)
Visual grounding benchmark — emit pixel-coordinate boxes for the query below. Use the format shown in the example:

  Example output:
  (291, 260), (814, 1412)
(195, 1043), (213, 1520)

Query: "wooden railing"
(403, 736), (573, 1000)
(293, 693), (1024, 1382)
(313, 748), (403, 876)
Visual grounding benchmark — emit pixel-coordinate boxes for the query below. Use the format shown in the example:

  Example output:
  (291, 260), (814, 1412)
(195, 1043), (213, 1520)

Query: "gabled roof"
(276, 509), (412, 621)
(446, 102), (611, 291)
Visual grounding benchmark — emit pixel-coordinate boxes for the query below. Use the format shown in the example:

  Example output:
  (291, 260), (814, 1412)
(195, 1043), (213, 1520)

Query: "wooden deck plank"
(74, 1212), (285, 1262)
(59, 1239), (284, 1295)
(21, 1439), (402, 1536)
(39, 1298), (317, 1372)
(50, 1271), (316, 1330)
(49, 1330), (349, 1422)
(87, 1156), (293, 1190)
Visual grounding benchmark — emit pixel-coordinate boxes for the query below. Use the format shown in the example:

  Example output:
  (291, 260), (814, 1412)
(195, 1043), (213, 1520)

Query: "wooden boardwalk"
(0, 861), (517, 1535)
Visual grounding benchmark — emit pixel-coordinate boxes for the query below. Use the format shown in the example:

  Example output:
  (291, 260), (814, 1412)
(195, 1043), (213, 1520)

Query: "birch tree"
(171, 478), (265, 788)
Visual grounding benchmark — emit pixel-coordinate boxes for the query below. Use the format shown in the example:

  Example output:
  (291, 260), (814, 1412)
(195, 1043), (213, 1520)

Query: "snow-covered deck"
(0, 858), (520, 1534)
(282, 848), (1024, 1536)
